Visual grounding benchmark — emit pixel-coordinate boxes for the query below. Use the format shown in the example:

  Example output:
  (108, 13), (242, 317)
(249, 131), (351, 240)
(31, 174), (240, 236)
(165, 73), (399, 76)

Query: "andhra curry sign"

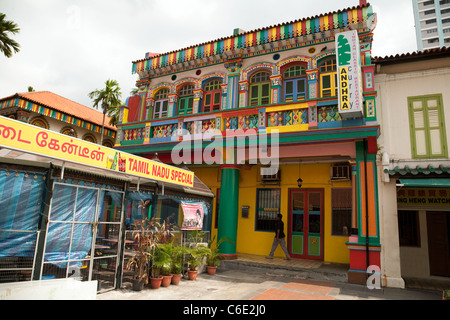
(0, 115), (194, 187)
(335, 30), (364, 119)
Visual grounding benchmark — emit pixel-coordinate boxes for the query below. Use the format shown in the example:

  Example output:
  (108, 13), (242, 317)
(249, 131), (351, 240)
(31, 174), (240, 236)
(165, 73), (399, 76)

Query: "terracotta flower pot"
(161, 275), (173, 287)
(149, 276), (163, 289)
(206, 266), (217, 275)
(187, 270), (198, 280)
(171, 273), (182, 285)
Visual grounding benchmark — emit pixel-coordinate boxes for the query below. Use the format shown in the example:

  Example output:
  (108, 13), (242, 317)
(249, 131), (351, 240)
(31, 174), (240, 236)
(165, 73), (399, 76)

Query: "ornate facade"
(117, 2), (380, 285)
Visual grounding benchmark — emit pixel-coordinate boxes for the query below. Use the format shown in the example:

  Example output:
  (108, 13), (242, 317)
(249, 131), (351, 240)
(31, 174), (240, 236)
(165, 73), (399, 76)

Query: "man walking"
(266, 214), (291, 260)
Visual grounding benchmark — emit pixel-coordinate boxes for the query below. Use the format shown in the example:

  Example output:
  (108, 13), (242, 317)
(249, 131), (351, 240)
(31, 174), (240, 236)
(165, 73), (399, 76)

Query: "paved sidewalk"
(97, 268), (442, 301)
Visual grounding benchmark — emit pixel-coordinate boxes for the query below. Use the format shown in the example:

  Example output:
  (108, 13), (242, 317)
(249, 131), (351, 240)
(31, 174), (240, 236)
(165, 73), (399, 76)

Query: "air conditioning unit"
(261, 167), (280, 184)
(331, 163), (351, 180)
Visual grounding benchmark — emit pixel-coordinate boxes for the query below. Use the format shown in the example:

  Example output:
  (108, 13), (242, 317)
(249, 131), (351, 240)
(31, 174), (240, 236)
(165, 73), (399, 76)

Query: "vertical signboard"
(336, 30), (364, 119)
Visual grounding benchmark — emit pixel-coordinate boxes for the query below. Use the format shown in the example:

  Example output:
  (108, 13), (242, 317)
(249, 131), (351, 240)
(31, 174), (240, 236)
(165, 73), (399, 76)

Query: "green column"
(217, 165), (240, 258)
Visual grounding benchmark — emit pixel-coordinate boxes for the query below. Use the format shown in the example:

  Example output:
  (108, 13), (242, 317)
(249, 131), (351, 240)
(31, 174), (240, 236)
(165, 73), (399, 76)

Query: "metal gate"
(40, 182), (124, 292)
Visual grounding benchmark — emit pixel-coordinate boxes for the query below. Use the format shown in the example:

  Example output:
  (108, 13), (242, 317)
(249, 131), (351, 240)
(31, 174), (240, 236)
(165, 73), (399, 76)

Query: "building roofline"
(0, 91), (117, 132)
(132, 2), (373, 65)
(372, 46), (450, 65)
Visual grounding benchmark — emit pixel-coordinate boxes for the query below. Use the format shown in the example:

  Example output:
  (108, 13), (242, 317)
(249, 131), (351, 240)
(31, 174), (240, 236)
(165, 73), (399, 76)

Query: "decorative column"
(193, 88), (203, 113)
(270, 75), (282, 104)
(306, 69), (319, 99)
(217, 164), (240, 259)
(346, 139), (381, 285)
(168, 93), (178, 117)
(220, 83), (228, 110)
(224, 58), (242, 110)
(238, 80), (249, 108)
(145, 97), (155, 121)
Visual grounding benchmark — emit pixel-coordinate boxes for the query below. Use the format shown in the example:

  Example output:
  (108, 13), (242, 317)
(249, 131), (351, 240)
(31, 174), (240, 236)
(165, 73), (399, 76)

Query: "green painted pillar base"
(217, 165), (240, 259)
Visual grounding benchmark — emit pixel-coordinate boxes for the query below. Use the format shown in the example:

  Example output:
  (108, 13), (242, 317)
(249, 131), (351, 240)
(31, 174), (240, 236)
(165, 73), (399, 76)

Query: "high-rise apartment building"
(413, 0), (450, 50)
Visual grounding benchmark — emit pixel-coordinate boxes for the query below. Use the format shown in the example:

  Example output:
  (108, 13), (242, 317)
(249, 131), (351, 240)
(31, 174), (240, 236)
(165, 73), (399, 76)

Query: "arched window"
(283, 64), (307, 102)
(30, 117), (49, 129)
(83, 133), (97, 144)
(319, 58), (337, 98)
(154, 88), (169, 119)
(249, 71), (271, 106)
(177, 84), (194, 115)
(61, 126), (77, 137)
(103, 140), (114, 148)
(203, 80), (222, 112)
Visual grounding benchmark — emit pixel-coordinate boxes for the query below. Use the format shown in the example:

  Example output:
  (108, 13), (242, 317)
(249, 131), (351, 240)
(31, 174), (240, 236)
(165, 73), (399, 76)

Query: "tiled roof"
(1, 91), (116, 131)
(372, 46), (450, 65)
(384, 165), (450, 177)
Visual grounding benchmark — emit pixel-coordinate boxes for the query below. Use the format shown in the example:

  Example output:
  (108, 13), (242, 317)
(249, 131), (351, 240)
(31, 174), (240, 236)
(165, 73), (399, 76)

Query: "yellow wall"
(193, 162), (351, 264)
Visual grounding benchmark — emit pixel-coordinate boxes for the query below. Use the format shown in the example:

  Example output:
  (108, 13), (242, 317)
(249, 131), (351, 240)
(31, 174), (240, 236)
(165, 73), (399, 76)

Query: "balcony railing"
(117, 102), (349, 145)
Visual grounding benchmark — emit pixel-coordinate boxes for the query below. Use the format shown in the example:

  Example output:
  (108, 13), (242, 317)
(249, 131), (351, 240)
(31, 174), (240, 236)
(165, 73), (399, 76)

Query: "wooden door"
(427, 212), (450, 277)
(289, 189), (324, 260)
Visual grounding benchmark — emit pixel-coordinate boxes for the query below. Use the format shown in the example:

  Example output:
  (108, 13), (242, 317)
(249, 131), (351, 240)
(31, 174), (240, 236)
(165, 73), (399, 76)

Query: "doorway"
(41, 182), (124, 292)
(427, 211), (450, 277)
(288, 189), (324, 260)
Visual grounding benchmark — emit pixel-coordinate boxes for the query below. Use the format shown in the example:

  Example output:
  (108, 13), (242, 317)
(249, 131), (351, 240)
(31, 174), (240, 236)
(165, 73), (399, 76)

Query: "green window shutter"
(178, 98), (186, 115)
(408, 94), (448, 159)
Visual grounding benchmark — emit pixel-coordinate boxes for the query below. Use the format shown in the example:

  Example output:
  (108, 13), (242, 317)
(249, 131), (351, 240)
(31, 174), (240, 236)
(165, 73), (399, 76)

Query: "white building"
(412, 0), (450, 50)
(375, 47), (450, 289)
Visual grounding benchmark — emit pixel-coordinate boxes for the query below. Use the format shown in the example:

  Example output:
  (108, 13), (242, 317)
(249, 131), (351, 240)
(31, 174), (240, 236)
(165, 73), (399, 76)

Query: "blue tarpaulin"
(0, 170), (46, 258)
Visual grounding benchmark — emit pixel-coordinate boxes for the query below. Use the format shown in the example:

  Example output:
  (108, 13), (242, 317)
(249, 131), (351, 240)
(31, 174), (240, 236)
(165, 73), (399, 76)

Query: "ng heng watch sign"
(336, 30), (364, 119)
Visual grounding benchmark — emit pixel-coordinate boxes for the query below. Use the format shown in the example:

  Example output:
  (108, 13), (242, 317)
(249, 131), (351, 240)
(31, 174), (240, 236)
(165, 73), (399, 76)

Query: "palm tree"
(107, 103), (121, 127)
(0, 13), (20, 58)
(88, 79), (122, 145)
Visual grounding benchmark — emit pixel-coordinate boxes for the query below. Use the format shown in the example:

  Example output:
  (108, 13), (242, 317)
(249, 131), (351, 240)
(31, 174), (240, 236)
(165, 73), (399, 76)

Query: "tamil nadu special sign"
(0, 115), (194, 187)
(335, 30), (364, 119)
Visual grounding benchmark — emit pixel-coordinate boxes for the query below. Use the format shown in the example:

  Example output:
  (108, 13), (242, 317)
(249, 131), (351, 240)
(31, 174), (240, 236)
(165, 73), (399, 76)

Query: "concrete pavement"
(97, 267), (442, 301)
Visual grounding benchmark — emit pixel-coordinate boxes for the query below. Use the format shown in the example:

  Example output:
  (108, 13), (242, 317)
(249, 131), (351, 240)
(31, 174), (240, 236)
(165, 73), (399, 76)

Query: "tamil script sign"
(0, 115), (194, 187)
(335, 30), (364, 119)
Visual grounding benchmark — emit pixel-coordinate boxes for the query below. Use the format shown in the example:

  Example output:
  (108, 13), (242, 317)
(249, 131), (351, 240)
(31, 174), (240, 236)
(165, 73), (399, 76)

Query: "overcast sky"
(1, 0), (417, 108)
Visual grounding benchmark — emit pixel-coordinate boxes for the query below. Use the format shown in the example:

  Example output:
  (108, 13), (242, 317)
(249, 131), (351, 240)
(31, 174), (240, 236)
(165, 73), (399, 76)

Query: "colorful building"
(116, 2), (380, 285)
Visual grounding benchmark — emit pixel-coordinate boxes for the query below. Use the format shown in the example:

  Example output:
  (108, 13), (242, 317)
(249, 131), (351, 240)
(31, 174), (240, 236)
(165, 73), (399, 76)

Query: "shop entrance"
(41, 182), (124, 292)
(288, 189), (324, 260)
(427, 211), (450, 277)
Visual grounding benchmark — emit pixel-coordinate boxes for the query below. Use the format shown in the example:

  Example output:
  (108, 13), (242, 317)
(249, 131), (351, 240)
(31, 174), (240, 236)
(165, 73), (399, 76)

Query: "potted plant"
(148, 220), (174, 289)
(170, 245), (185, 285)
(204, 236), (225, 276)
(186, 245), (208, 280)
(150, 246), (172, 288)
(127, 217), (175, 290)
(126, 219), (154, 291)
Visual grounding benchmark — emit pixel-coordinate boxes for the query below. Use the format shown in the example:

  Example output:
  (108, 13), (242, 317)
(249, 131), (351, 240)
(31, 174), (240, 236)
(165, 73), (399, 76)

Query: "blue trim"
(151, 118), (178, 126)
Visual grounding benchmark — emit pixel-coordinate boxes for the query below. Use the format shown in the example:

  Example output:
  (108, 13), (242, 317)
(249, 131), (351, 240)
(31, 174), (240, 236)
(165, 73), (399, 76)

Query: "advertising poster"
(181, 202), (204, 230)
